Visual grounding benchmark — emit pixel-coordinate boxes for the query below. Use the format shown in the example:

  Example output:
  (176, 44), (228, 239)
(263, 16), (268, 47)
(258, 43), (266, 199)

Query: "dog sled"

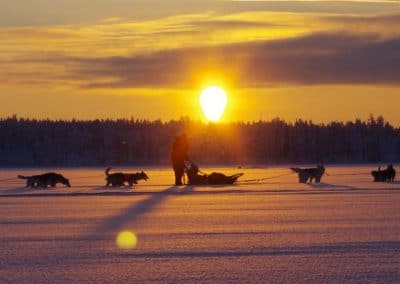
(185, 163), (243, 185)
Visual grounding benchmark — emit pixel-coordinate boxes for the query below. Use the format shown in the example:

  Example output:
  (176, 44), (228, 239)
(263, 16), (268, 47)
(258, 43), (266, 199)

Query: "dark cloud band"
(71, 32), (400, 88)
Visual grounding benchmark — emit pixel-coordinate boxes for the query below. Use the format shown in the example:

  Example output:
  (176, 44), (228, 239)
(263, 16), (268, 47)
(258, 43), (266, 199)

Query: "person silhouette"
(171, 133), (190, 186)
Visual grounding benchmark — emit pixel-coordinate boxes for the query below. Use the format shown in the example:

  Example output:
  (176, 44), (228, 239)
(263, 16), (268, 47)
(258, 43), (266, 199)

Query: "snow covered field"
(1, 166), (399, 283)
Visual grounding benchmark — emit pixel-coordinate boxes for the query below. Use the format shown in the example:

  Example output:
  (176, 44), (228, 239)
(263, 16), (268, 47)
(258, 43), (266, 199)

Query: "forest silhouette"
(0, 115), (398, 166)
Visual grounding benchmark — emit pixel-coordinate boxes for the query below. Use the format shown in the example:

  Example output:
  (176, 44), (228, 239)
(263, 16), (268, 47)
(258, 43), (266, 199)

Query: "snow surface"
(0, 166), (399, 283)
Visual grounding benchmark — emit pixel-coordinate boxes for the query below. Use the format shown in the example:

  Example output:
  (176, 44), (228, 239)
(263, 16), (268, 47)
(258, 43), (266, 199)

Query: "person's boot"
(175, 177), (183, 186)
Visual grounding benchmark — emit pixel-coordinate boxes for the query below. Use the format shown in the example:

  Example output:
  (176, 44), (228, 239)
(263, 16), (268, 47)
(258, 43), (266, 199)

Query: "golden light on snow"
(116, 231), (138, 250)
(200, 86), (228, 122)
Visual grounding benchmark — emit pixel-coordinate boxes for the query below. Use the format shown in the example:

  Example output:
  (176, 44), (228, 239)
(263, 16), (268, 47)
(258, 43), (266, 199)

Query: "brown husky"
(18, 173), (71, 188)
(105, 167), (149, 187)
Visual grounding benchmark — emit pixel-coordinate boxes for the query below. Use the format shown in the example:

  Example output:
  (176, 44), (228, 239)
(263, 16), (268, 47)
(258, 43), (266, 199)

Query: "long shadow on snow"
(1, 187), (400, 198)
(115, 240), (400, 259)
(4, 241), (399, 268)
(2, 187), (32, 194)
(307, 182), (355, 190)
(94, 185), (192, 234)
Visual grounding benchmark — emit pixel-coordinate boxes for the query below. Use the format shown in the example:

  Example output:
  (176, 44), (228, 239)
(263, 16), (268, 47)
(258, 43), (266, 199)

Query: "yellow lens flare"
(200, 86), (227, 122)
(116, 231), (138, 250)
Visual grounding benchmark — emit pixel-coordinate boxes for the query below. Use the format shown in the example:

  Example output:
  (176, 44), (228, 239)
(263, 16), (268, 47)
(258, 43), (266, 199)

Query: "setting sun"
(200, 86), (228, 122)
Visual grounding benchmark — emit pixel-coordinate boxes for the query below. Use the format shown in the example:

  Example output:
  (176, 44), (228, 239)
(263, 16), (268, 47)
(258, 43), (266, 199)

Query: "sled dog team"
(17, 164), (396, 189)
(289, 164), (396, 183)
(18, 167), (149, 189)
(17, 164), (243, 189)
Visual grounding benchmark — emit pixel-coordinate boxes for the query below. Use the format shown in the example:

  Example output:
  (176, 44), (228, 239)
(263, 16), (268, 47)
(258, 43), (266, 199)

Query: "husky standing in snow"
(290, 165), (325, 183)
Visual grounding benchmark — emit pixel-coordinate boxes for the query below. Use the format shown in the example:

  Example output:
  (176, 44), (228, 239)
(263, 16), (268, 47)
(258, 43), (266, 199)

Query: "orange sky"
(1, 1), (400, 124)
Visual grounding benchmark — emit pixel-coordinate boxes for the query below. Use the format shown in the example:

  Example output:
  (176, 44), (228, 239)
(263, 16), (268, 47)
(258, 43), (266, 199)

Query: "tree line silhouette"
(0, 115), (399, 166)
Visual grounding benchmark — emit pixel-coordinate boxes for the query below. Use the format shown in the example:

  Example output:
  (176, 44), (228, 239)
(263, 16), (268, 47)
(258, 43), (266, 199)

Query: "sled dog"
(371, 164), (396, 182)
(290, 165), (325, 183)
(18, 173), (71, 188)
(105, 167), (149, 187)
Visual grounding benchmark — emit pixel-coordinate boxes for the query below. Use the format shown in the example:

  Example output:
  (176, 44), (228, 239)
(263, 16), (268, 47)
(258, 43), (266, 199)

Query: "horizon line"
(0, 114), (395, 126)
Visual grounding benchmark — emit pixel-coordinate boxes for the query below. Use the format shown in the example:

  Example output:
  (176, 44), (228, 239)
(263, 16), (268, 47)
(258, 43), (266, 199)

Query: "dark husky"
(105, 167), (149, 187)
(18, 173), (71, 188)
(371, 164), (396, 182)
(185, 163), (243, 185)
(290, 165), (325, 183)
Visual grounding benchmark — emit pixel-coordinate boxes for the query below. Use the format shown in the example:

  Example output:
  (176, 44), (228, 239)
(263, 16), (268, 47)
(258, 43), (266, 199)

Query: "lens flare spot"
(116, 231), (138, 250)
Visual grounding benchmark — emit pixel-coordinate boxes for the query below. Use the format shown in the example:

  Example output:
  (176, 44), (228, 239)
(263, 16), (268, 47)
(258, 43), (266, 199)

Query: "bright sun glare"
(200, 86), (227, 122)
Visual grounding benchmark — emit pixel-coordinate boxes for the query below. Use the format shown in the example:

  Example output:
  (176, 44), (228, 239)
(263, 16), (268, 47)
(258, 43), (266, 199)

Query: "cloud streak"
(2, 10), (400, 89)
